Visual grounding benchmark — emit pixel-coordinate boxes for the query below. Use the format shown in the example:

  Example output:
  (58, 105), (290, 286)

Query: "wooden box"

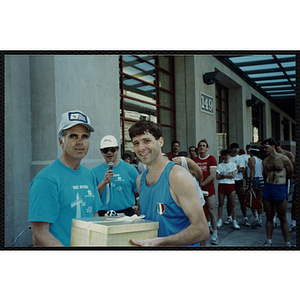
(70, 216), (159, 247)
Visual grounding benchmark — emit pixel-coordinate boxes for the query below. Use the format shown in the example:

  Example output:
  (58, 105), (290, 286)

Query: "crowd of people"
(28, 110), (295, 247)
(159, 138), (295, 246)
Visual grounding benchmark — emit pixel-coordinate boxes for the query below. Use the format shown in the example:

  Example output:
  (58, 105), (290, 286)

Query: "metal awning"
(215, 54), (296, 119)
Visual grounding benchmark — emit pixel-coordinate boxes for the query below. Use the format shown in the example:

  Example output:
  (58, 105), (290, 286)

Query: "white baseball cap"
(58, 110), (95, 135)
(100, 135), (118, 149)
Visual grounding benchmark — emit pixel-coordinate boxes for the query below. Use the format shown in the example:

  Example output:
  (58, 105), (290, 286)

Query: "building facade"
(5, 54), (296, 246)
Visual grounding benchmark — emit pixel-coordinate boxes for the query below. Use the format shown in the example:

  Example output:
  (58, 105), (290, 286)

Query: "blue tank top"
(140, 161), (199, 246)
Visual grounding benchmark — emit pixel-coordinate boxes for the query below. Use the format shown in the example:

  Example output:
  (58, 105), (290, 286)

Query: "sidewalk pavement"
(205, 185), (297, 248)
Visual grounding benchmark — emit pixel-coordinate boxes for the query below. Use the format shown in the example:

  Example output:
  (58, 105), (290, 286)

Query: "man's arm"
(130, 166), (209, 246)
(96, 169), (114, 196)
(262, 159), (268, 182)
(186, 157), (203, 185)
(248, 157), (255, 186)
(283, 155), (293, 180)
(30, 222), (64, 247)
(201, 167), (216, 187)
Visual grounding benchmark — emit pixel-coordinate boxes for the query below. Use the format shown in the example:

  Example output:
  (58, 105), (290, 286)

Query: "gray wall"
(5, 55), (120, 246)
(5, 56), (32, 246)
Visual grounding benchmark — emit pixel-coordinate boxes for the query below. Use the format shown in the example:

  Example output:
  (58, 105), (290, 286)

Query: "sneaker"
(289, 224), (296, 232)
(233, 222), (240, 230)
(252, 219), (260, 227)
(258, 220), (262, 227)
(244, 219), (251, 227)
(224, 218), (232, 225)
(263, 240), (273, 246)
(209, 224), (213, 234)
(217, 219), (223, 228)
(211, 235), (219, 245)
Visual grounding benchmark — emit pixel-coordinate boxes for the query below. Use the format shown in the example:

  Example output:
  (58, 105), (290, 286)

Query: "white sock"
(213, 230), (218, 236)
(227, 216), (232, 221)
(291, 220), (296, 227)
(258, 214), (262, 220)
(208, 221), (211, 227)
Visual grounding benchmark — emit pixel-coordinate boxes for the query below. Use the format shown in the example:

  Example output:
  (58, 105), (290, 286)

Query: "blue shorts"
(262, 183), (288, 202)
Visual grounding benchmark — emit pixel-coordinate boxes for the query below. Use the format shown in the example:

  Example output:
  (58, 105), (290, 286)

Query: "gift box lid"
(72, 216), (159, 235)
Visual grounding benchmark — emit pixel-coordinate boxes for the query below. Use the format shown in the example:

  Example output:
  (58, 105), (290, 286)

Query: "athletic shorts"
(252, 177), (264, 190)
(218, 183), (235, 195)
(262, 183), (288, 202)
(202, 183), (215, 198)
(234, 179), (244, 191)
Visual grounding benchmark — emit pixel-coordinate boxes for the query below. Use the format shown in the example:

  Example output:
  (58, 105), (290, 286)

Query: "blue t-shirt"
(140, 161), (199, 246)
(91, 160), (139, 211)
(28, 159), (102, 246)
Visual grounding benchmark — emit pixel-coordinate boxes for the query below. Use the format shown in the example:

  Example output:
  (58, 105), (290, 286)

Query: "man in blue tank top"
(128, 120), (209, 247)
(28, 110), (102, 247)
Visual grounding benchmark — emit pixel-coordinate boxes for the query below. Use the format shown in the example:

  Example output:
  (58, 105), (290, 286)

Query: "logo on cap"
(68, 112), (87, 123)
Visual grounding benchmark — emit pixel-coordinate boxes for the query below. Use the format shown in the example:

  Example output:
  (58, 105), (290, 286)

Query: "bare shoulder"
(169, 164), (191, 183)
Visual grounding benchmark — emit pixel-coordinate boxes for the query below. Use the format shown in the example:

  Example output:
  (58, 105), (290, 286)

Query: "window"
(282, 117), (290, 141)
(120, 55), (175, 156)
(271, 109), (280, 141)
(251, 97), (264, 143)
(216, 83), (229, 160)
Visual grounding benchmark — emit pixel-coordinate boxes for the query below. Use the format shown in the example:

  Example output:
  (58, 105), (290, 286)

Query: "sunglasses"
(263, 145), (270, 149)
(101, 147), (118, 154)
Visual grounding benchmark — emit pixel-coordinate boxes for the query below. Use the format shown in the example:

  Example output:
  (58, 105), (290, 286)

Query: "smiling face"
(132, 132), (164, 166)
(59, 124), (90, 164)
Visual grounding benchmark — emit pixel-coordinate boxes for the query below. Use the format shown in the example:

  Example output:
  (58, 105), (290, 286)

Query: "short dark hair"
(121, 153), (131, 160)
(189, 146), (196, 151)
(261, 138), (277, 147)
(197, 139), (208, 148)
(128, 120), (162, 140)
(178, 151), (188, 157)
(221, 149), (231, 157)
(172, 140), (180, 146)
(230, 143), (239, 149)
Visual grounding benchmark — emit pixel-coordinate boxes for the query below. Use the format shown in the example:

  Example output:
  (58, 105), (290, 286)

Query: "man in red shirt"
(166, 140), (180, 158)
(193, 140), (218, 245)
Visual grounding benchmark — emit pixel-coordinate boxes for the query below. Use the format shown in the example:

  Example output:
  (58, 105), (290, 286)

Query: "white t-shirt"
(216, 161), (236, 184)
(229, 155), (245, 181)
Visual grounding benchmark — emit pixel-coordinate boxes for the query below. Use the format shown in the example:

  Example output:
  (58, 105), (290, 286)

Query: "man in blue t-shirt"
(91, 135), (139, 216)
(128, 120), (209, 247)
(28, 110), (102, 247)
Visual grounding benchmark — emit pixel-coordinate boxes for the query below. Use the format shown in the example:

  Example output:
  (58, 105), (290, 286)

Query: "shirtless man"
(275, 140), (296, 230)
(261, 138), (293, 246)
